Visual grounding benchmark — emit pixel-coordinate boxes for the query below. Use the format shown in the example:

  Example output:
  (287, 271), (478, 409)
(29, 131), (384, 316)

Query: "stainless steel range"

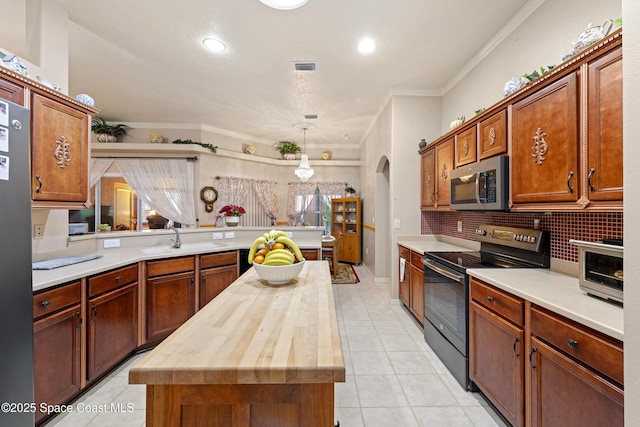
(422, 225), (550, 390)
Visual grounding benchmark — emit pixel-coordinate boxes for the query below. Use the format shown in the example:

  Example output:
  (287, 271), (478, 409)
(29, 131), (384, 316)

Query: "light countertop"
(397, 235), (480, 254)
(469, 268), (623, 341)
(129, 260), (345, 385)
(33, 230), (323, 292)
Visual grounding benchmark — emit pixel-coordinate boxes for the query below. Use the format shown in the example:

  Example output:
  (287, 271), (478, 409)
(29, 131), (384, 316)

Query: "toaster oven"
(570, 239), (623, 304)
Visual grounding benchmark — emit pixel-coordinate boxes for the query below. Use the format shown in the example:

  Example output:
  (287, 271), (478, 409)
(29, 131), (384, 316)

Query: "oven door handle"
(422, 259), (465, 283)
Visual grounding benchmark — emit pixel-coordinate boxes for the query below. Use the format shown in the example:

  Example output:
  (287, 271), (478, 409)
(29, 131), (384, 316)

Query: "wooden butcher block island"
(129, 260), (345, 427)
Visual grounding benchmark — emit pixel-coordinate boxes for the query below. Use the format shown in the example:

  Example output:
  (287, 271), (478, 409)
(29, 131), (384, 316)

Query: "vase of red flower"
(218, 204), (245, 227)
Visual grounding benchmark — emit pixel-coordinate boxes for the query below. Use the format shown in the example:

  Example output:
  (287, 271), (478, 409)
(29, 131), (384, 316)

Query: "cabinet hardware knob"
(115, 276), (121, 282)
(35, 175), (43, 193)
(487, 296), (494, 302)
(91, 305), (97, 323)
(76, 312), (82, 330)
(567, 338), (579, 349)
(513, 337), (520, 358)
(567, 171), (574, 193)
(530, 347), (537, 370)
(587, 168), (596, 192)
(41, 300), (50, 307)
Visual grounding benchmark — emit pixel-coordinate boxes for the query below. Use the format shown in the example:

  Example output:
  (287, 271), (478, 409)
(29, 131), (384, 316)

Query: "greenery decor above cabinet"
(0, 67), (98, 209)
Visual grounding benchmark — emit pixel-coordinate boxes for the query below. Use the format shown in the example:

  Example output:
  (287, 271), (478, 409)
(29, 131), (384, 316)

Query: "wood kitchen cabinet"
(478, 109), (507, 160)
(408, 251), (424, 325)
(435, 138), (454, 208)
(146, 256), (196, 343)
(511, 73), (580, 206)
(331, 197), (362, 264)
(529, 306), (623, 427)
(31, 93), (90, 207)
(420, 147), (436, 209)
(454, 126), (476, 167)
(398, 246), (411, 307)
(86, 265), (139, 382)
(469, 278), (525, 427)
(33, 281), (82, 425)
(199, 251), (238, 309)
(0, 75), (25, 105)
(586, 46), (623, 205)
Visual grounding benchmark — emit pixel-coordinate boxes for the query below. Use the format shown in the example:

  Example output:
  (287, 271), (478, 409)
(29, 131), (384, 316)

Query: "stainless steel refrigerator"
(0, 100), (35, 425)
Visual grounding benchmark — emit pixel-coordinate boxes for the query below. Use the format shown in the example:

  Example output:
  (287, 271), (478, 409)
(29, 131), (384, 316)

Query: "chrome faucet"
(170, 226), (181, 248)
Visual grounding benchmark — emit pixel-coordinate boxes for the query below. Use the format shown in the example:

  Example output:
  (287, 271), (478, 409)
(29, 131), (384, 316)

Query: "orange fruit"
(256, 249), (268, 256)
(272, 242), (285, 250)
(254, 255), (265, 264)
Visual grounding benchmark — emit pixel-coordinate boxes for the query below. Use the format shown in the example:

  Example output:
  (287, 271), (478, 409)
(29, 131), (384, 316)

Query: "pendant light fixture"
(294, 126), (314, 182)
(258, 0), (310, 10)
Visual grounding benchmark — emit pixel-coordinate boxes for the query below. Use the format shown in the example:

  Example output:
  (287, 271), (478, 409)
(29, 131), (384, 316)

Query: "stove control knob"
(476, 229), (486, 236)
(530, 236), (536, 244)
(515, 234), (521, 241)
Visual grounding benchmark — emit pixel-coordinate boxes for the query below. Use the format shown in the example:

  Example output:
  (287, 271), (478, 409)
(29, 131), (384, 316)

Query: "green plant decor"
(91, 117), (128, 136)
(171, 139), (217, 153)
(522, 65), (556, 83)
(273, 141), (302, 154)
(345, 185), (357, 195)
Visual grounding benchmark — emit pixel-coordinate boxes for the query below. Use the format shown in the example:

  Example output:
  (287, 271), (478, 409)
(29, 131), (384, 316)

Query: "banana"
(263, 251), (294, 266)
(265, 249), (294, 262)
(276, 236), (303, 261)
(263, 258), (293, 266)
(248, 236), (266, 264)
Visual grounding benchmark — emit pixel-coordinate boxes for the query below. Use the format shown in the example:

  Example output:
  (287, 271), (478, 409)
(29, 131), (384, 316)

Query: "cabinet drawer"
(200, 251), (237, 269)
(410, 251), (423, 269)
(530, 306), (623, 385)
(88, 264), (138, 297)
(300, 249), (319, 260)
(470, 278), (524, 327)
(33, 281), (81, 319)
(147, 256), (195, 278)
(399, 246), (410, 261)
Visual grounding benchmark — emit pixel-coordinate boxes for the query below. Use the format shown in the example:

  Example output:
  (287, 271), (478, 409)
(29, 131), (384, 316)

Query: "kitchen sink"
(141, 242), (228, 255)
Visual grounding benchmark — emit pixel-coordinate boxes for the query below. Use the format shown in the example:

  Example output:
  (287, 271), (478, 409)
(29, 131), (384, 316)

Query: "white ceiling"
(57, 0), (529, 147)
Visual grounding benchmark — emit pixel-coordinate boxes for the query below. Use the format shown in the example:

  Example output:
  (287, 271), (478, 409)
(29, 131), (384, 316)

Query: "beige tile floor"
(44, 265), (507, 427)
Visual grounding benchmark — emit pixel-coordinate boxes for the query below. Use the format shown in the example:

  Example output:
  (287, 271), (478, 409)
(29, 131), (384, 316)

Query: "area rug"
(332, 263), (360, 284)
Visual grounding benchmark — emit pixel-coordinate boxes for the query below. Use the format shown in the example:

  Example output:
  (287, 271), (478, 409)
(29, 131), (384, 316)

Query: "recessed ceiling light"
(203, 38), (226, 53)
(358, 37), (376, 54)
(258, 0), (310, 10)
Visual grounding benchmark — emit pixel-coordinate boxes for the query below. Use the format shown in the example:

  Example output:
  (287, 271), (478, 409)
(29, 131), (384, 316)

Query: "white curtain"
(213, 176), (252, 213)
(286, 182), (318, 224)
(252, 179), (279, 221)
(115, 159), (197, 227)
(89, 158), (113, 189)
(318, 182), (346, 198)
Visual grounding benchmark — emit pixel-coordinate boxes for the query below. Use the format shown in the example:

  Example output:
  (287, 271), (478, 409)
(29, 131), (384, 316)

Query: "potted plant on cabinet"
(218, 204), (246, 227)
(91, 117), (128, 142)
(273, 141), (302, 160)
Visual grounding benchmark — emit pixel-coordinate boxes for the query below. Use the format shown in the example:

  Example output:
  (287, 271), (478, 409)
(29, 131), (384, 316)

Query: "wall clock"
(200, 186), (218, 212)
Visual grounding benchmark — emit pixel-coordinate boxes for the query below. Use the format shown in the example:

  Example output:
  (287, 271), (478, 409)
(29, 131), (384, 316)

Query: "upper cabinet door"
(31, 93), (89, 206)
(511, 73), (579, 205)
(0, 76), (25, 105)
(455, 127), (477, 167)
(420, 148), (436, 209)
(435, 138), (455, 207)
(587, 46), (623, 202)
(478, 109), (507, 160)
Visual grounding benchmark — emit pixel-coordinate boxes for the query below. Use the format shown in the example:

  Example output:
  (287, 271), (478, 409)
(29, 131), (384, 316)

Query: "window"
(295, 188), (340, 235)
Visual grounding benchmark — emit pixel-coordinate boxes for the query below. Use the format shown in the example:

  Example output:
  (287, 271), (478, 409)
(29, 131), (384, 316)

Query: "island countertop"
(129, 260), (345, 386)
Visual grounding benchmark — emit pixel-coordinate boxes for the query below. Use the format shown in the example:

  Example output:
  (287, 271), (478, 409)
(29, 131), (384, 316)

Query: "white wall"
(622, 0), (639, 421)
(442, 0), (622, 133)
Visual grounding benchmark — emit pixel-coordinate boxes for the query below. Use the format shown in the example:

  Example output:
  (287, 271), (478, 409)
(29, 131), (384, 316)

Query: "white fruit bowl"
(253, 259), (305, 285)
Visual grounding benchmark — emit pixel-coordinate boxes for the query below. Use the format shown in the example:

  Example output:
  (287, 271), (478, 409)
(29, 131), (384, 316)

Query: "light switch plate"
(224, 231), (235, 239)
(103, 239), (121, 248)
(212, 232), (223, 240)
(393, 219), (401, 229)
(457, 221), (463, 232)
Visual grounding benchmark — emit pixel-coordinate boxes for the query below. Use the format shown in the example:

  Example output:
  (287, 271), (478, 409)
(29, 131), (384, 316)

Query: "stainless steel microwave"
(450, 155), (509, 211)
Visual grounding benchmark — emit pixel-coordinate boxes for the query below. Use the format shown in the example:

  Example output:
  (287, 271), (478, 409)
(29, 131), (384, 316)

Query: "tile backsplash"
(421, 211), (623, 263)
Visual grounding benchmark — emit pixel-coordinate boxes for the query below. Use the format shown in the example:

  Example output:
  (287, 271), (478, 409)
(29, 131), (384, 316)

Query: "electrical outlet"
(212, 232), (223, 240)
(103, 239), (121, 248)
(224, 231), (235, 239)
(393, 219), (401, 229)
(365, 247), (369, 254)
(457, 221), (463, 232)
(34, 224), (44, 238)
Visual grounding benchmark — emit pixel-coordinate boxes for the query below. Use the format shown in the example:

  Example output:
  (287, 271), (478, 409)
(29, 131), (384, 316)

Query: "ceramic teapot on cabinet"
(571, 19), (613, 54)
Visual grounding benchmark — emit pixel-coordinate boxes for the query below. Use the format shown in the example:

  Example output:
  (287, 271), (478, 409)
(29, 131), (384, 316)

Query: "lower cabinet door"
(87, 283), (138, 382)
(530, 337), (623, 427)
(469, 302), (524, 427)
(409, 264), (424, 324)
(200, 265), (238, 309)
(33, 305), (82, 424)
(147, 272), (195, 342)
